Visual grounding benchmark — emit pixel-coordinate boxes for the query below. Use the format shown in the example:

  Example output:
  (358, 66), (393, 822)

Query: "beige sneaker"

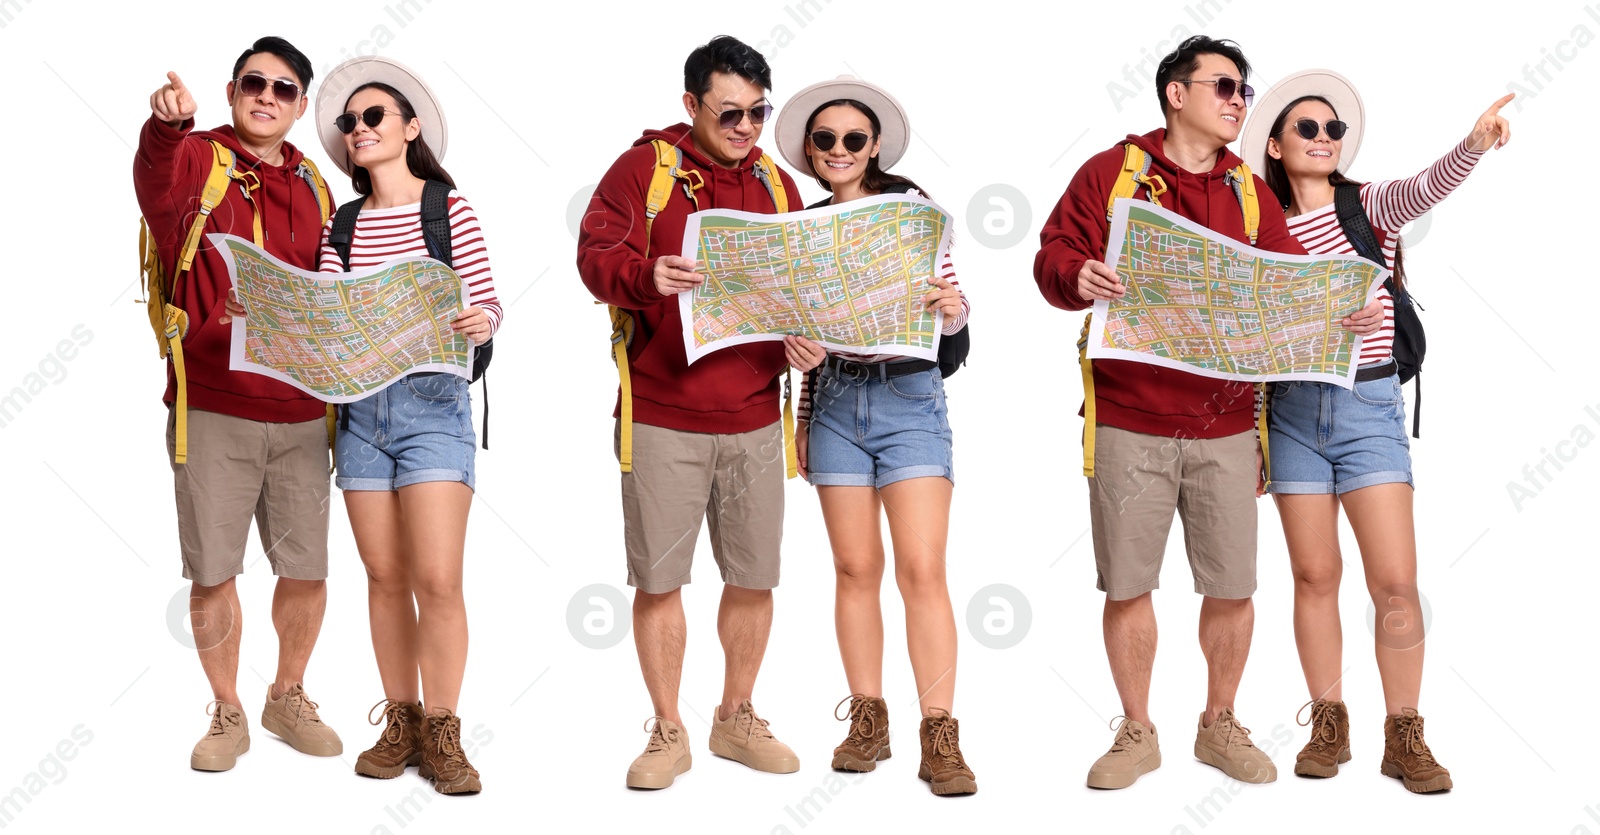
(627, 717), (692, 789)
(1194, 708), (1277, 783)
(1087, 716), (1161, 789)
(191, 700), (250, 771)
(261, 683), (342, 757)
(708, 699), (800, 774)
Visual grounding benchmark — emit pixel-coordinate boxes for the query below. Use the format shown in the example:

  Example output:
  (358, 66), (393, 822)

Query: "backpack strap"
(1225, 164), (1260, 245)
(296, 157), (333, 226)
(328, 196), (367, 271)
(1333, 183), (1390, 275)
(1077, 312), (1096, 477)
(419, 180), (454, 266)
(753, 153), (789, 213)
(1107, 144), (1166, 220)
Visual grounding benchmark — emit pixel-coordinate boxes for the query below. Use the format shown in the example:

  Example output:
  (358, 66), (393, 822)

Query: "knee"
(191, 577), (236, 599)
(634, 587), (682, 611)
(834, 553), (884, 586)
(410, 570), (463, 607)
(893, 560), (947, 598)
(1294, 563), (1343, 595)
(363, 561), (411, 592)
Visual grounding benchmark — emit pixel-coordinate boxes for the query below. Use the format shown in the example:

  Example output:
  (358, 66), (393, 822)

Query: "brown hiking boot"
(1194, 708), (1277, 783)
(1087, 716), (1160, 789)
(627, 717), (692, 789)
(418, 709), (482, 795)
(832, 694), (891, 772)
(191, 700), (250, 771)
(917, 709), (977, 796)
(355, 699), (425, 779)
(1381, 708), (1452, 793)
(1294, 698), (1351, 778)
(261, 683), (342, 757)
(709, 699), (800, 774)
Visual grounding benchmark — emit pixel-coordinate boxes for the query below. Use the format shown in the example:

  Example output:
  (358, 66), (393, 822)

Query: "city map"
(214, 235), (472, 403)
(1087, 201), (1388, 386)
(678, 194), (951, 363)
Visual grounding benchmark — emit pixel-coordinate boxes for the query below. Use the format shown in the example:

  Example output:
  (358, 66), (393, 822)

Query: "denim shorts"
(1266, 365), (1412, 495)
(336, 372), (476, 492)
(806, 365), (954, 488)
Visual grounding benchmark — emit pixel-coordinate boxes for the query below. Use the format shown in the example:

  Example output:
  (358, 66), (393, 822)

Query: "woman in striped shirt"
(1243, 70), (1511, 793)
(317, 58), (500, 795)
(772, 76), (975, 796)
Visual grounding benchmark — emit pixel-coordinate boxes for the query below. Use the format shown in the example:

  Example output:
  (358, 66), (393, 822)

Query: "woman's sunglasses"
(233, 74), (301, 103)
(1280, 118), (1349, 141)
(700, 99), (774, 130)
(810, 130), (872, 153)
(335, 106), (403, 135)
(1179, 77), (1255, 107)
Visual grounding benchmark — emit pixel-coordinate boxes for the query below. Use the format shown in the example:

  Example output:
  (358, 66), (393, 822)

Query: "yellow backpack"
(607, 138), (798, 477)
(1077, 143), (1269, 484)
(138, 139), (332, 464)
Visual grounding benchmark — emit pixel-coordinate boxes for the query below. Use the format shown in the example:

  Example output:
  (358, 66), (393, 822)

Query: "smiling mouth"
(825, 160), (852, 170)
(1308, 149), (1332, 158)
(355, 140), (378, 149)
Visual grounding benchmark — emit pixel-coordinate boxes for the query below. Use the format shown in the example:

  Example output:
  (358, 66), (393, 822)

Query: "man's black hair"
(232, 36), (314, 89)
(683, 35), (772, 98)
(1154, 35), (1251, 115)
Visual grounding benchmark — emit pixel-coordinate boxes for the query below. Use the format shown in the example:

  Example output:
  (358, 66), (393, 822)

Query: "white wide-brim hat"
(1239, 68), (1364, 176)
(316, 55), (447, 176)
(772, 75), (910, 176)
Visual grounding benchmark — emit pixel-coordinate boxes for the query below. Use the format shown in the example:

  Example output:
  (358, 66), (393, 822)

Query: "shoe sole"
(918, 763), (978, 795)
(1086, 752), (1161, 790)
(356, 751), (422, 779)
(190, 735), (250, 772)
(419, 762), (482, 795)
(627, 752), (692, 790)
(1195, 744), (1277, 783)
(1381, 759), (1453, 793)
(1294, 748), (1351, 778)
(832, 744), (891, 772)
(261, 713), (342, 757)
(708, 735), (800, 773)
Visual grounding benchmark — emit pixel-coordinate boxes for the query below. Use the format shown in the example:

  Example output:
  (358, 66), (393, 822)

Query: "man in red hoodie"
(135, 36), (343, 772)
(578, 35), (804, 789)
(1035, 35), (1382, 790)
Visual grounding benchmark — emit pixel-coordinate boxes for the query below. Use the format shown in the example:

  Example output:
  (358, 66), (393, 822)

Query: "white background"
(2, 1), (1596, 833)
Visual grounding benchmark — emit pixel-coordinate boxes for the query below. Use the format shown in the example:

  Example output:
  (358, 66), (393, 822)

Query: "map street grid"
(1088, 200), (1388, 387)
(214, 235), (473, 403)
(678, 194), (952, 364)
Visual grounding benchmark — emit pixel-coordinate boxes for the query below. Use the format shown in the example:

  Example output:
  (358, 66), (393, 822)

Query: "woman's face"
(1269, 99), (1342, 177)
(805, 104), (881, 192)
(342, 87), (418, 171)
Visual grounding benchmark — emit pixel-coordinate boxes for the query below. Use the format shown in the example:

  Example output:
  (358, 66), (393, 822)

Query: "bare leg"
(269, 578), (327, 698)
(880, 478), (957, 715)
(818, 486), (886, 699)
(346, 491), (420, 703)
(1274, 494), (1346, 702)
(192, 577), (243, 708)
(1340, 484), (1422, 715)
(1199, 596), (1253, 724)
(718, 585), (774, 721)
(398, 482), (472, 714)
(1104, 592), (1157, 726)
(634, 588), (686, 725)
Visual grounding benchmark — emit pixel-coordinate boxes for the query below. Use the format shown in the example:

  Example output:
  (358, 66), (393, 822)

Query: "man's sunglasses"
(1279, 118), (1349, 141)
(233, 74), (301, 103)
(809, 130), (872, 153)
(1178, 77), (1254, 107)
(700, 98), (773, 129)
(335, 106), (403, 134)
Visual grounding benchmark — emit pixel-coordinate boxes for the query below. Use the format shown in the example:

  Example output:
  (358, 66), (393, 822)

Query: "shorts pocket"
(886, 370), (937, 400)
(1351, 375), (1401, 406)
(403, 372), (464, 403)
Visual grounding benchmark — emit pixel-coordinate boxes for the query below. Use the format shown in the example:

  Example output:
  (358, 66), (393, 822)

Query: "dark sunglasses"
(1179, 77), (1254, 107)
(809, 130), (872, 153)
(699, 98), (773, 129)
(1280, 118), (1349, 141)
(335, 106), (403, 135)
(233, 74), (301, 103)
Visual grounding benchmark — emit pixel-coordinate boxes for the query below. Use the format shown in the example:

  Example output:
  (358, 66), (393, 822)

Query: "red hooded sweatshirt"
(133, 117), (330, 423)
(578, 124), (801, 434)
(1034, 128), (1307, 439)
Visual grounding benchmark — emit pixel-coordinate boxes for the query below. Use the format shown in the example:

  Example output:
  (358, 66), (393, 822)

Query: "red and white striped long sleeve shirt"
(317, 191), (504, 338)
(1285, 139), (1485, 366)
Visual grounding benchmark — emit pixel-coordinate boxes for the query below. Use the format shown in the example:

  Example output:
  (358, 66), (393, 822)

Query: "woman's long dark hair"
(1263, 94), (1406, 290)
(346, 82), (456, 195)
(804, 99), (926, 199)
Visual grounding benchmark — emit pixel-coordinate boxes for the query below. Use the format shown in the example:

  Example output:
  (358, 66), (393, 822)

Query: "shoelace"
(202, 700), (237, 738)
(642, 717), (678, 754)
(732, 702), (776, 744)
(1297, 700), (1339, 752)
(368, 699), (411, 748)
(1105, 715), (1145, 752)
(835, 694), (879, 745)
(430, 714), (470, 767)
(1214, 713), (1257, 750)
(282, 687), (325, 725)
(926, 710), (966, 770)
(1395, 714), (1439, 766)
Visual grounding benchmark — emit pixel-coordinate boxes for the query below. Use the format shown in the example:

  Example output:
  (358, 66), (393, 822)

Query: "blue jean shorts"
(1266, 365), (1411, 495)
(336, 372), (476, 492)
(806, 365), (954, 488)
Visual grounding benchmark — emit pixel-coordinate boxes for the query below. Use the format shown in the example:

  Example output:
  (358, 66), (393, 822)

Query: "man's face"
(684, 71), (769, 169)
(1168, 52), (1248, 150)
(228, 52), (308, 150)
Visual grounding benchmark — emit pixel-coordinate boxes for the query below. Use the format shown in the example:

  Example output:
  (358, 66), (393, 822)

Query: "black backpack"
(1334, 184), (1424, 438)
(329, 179), (491, 448)
(805, 185), (970, 378)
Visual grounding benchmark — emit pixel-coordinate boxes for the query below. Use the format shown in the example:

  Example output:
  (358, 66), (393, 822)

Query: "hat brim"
(772, 76), (910, 179)
(315, 56), (447, 177)
(1239, 68), (1364, 178)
